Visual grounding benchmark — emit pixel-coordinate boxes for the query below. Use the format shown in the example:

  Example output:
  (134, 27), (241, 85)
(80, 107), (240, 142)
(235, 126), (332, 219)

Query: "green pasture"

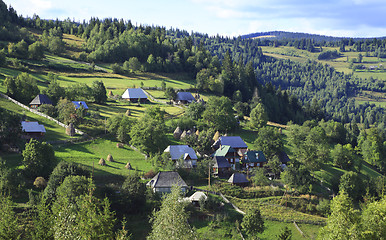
(257, 220), (321, 240)
(0, 97), (73, 142)
(54, 138), (151, 183)
(228, 196), (326, 225)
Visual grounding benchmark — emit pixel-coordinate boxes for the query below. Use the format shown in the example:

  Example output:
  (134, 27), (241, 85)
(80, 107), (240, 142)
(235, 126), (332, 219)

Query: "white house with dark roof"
(146, 171), (188, 193)
(164, 145), (198, 168)
(121, 88), (148, 103)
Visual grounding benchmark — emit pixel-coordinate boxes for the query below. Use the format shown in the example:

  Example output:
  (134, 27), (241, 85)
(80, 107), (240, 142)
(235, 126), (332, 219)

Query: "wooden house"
(213, 145), (239, 170)
(146, 171), (189, 193)
(121, 88), (148, 103)
(21, 121), (46, 138)
(243, 150), (267, 168)
(29, 94), (53, 109)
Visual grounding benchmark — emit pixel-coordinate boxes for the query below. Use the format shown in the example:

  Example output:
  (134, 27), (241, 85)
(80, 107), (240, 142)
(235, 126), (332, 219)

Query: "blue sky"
(7, 0), (386, 38)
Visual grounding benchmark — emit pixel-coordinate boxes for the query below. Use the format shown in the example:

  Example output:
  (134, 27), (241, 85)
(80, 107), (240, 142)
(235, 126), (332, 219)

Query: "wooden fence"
(0, 93), (84, 135)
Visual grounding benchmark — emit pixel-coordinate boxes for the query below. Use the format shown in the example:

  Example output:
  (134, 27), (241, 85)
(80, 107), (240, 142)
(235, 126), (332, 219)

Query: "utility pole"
(208, 162), (211, 187)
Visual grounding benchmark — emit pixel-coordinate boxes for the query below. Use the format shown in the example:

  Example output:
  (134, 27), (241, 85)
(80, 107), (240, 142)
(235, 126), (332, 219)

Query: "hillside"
(0, 2), (385, 239)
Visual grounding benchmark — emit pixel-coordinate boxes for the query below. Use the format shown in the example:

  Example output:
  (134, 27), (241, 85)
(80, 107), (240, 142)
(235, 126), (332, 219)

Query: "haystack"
(195, 129), (200, 136)
(173, 126), (182, 139)
(66, 123), (75, 136)
(125, 162), (132, 170)
(125, 109), (131, 116)
(107, 154), (114, 162)
(213, 131), (220, 141)
(180, 130), (187, 139)
(99, 158), (106, 166)
(108, 90), (114, 97)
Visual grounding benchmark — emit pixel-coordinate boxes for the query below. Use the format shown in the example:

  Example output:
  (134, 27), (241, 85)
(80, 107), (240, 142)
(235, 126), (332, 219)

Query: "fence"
(0, 93), (84, 135)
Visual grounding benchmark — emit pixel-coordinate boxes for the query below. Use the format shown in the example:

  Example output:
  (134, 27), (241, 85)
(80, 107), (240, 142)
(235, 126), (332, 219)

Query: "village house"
(146, 171), (189, 193)
(243, 150), (267, 168)
(164, 145), (198, 168)
(175, 92), (195, 104)
(29, 94), (53, 109)
(213, 145), (239, 170)
(121, 88), (148, 103)
(21, 121), (46, 138)
(212, 156), (231, 177)
(72, 101), (88, 112)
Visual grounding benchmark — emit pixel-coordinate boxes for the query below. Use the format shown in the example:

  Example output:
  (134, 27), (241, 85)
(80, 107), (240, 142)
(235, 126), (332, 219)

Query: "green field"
(0, 97), (73, 142)
(54, 138), (151, 183)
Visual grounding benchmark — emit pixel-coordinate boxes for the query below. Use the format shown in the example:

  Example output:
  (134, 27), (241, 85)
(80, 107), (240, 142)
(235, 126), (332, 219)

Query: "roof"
(189, 191), (207, 202)
(29, 94), (53, 105)
(147, 171), (188, 188)
(278, 151), (290, 163)
(21, 121), (46, 133)
(245, 151), (267, 163)
(121, 88), (148, 99)
(164, 145), (198, 160)
(219, 136), (248, 149)
(176, 92), (195, 102)
(213, 145), (236, 157)
(228, 173), (249, 184)
(213, 156), (231, 168)
(72, 101), (89, 110)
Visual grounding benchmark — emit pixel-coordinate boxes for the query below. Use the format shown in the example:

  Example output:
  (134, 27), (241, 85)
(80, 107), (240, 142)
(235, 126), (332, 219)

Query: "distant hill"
(241, 31), (386, 42)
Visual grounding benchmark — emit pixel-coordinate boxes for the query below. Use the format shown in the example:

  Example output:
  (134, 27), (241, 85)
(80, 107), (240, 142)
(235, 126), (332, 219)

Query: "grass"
(227, 196), (326, 225)
(257, 220), (321, 240)
(54, 138), (151, 184)
(0, 97), (73, 142)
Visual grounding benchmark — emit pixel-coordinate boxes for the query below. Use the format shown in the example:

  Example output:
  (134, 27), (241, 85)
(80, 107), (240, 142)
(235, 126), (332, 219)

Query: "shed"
(121, 88), (148, 103)
(29, 94), (53, 109)
(228, 173), (249, 187)
(146, 171), (188, 193)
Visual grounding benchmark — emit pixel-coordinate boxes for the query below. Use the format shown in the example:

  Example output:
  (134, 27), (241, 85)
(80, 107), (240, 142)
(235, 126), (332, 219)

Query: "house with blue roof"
(164, 145), (198, 168)
(72, 101), (88, 111)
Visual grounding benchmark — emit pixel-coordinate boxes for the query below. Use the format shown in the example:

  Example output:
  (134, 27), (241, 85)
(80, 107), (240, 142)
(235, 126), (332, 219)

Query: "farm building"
(212, 156), (231, 177)
(72, 101), (88, 111)
(164, 145), (198, 168)
(21, 121), (46, 138)
(29, 94), (53, 109)
(121, 88), (148, 103)
(228, 173), (249, 187)
(146, 171), (189, 193)
(175, 92), (195, 104)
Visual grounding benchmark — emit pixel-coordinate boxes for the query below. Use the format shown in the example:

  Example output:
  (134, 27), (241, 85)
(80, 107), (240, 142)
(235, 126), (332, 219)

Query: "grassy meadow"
(54, 138), (151, 183)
